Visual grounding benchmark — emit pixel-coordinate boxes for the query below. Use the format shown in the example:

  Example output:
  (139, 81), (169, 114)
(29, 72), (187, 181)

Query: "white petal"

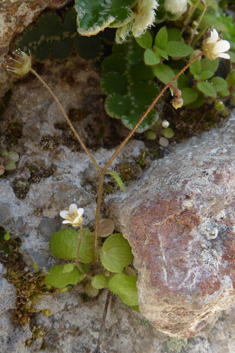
(69, 204), (78, 213)
(77, 208), (84, 217)
(62, 220), (72, 224)
(60, 210), (69, 218)
(207, 29), (218, 44)
(218, 53), (230, 59)
(213, 40), (230, 54)
(73, 215), (82, 224)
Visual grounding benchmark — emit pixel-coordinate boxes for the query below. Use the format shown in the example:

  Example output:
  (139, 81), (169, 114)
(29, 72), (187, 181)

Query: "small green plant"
(0, 150), (19, 175)
(44, 205), (138, 307)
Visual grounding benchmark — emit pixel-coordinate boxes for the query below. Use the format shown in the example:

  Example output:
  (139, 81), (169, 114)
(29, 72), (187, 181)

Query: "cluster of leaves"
(74, 0), (157, 43)
(45, 226), (139, 309)
(0, 150), (19, 175)
(16, 8), (102, 61)
(101, 37), (159, 132)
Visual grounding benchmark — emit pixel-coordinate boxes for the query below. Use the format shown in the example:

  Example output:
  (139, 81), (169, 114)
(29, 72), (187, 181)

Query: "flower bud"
(171, 97), (184, 109)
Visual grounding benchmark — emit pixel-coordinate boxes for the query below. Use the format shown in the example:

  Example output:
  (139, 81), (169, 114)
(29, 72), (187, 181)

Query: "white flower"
(164, 0), (187, 18)
(60, 204), (84, 227)
(203, 29), (230, 60)
(132, 0), (159, 38)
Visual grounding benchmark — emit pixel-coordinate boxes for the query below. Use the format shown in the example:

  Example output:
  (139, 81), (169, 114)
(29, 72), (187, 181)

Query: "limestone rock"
(107, 113), (235, 338)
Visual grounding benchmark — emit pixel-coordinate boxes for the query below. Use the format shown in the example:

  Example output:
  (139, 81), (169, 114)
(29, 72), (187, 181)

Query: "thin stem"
(30, 68), (101, 172)
(94, 172), (104, 262)
(184, 0), (201, 26)
(188, 0), (209, 46)
(102, 52), (203, 174)
(75, 224), (86, 274)
(92, 291), (111, 353)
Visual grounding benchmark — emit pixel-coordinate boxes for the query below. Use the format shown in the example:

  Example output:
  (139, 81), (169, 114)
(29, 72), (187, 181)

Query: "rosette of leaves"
(49, 227), (95, 263)
(101, 37), (160, 132)
(0, 150), (19, 175)
(74, 0), (158, 44)
(16, 9), (102, 61)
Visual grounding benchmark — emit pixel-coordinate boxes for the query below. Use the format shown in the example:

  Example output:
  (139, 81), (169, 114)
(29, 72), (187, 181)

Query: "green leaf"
(108, 273), (138, 306)
(200, 14), (228, 32)
(163, 128), (174, 138)
(154, 26), (168, 49)
(144, 49), (160, 65)
(100, 233), (133, 273)
(74, 0), (134, 36)
(197, 81), (217, 98)
(74, 35), (102, 61)
(167, 28), (182, 42)
(154, 47), (169, 60)
(135, 30), (152, 49)
(129, 61), (154, 81)
(51, 37), (73, 60)
(226, 71), (235, 87)
(189, 57), (201, 76)
(37, 13), (63, 38)
(210, 77), (228, 93)
(105, 93), (130, 119)
(34, 40), (50, 62)
(62, 263), (74, 273)
(102, 53), (127, 73)
(201, 57), (219, 73)
(153, 64), (176, 85)
(199, 70), (214, 80)
(181, 88), (198, 105)
(101, 72), (128, 95)
(91, 274), (107, 289)
(106, 171), (126, 191)
(186, 92), (204, 108)
(45, 264), (84, 289)
(164, 41), (193, 57)
(6, 161), (16, 171)
(49, 228), (95, 263)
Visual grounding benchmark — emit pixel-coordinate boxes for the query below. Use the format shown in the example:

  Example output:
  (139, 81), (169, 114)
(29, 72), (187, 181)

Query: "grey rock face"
(107, 113), (235, 338)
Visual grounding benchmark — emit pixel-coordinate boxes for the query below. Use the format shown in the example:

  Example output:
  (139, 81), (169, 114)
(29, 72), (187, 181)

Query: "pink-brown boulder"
(107, 115), (235, 338)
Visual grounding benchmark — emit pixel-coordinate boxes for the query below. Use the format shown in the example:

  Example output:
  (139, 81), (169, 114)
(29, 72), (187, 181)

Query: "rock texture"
(107, 114), (235, 339)
(0, 0), (71, 99)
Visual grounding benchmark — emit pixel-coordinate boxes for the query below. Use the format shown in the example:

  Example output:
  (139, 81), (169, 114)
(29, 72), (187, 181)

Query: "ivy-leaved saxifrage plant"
(44, 204), (139, 309)
(6, 28), (230, 311)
